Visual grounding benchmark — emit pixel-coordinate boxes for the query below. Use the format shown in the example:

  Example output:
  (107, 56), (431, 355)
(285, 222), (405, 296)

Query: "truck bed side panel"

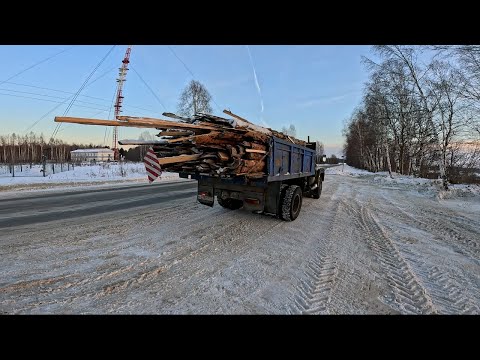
(267, 137), (315, 182)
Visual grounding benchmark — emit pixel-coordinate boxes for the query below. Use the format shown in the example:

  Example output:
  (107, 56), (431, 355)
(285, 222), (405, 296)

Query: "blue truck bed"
(267, 136), (316, 182)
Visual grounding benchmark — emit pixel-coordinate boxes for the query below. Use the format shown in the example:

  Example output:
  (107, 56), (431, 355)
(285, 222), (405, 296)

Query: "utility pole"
(112, 46), (132, 161)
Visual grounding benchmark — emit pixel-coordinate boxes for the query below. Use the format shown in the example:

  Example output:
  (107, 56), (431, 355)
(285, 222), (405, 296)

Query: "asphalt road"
(0, 180), (198, 229)
(0, 164), (340, 230)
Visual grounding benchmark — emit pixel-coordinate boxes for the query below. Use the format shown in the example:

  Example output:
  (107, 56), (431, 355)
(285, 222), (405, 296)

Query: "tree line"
(344, 46), (480, 188)
(0, 132), (107, 163)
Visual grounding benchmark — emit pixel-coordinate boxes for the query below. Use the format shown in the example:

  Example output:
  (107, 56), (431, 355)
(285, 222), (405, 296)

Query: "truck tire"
(281, 185), (302, 221)
(217, 197), (243, 210)
(312, 178), (322, 199)
(277, 184), (289, 219)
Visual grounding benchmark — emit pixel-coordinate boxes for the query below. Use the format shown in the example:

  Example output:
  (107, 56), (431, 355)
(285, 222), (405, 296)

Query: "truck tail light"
(244, 198), (260, 205)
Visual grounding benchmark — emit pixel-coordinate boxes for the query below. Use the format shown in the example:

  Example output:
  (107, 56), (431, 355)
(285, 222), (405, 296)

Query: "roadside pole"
(42, 155), (46, 177)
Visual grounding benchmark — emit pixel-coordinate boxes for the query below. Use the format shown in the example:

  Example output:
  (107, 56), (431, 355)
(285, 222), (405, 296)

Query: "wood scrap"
(54, 110), (308, 179)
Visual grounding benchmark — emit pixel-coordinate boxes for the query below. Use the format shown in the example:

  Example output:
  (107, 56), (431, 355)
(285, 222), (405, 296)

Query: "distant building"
(70, 148), (114, 163)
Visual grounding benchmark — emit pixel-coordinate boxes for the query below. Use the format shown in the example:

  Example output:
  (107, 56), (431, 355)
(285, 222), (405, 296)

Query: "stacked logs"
(54, 110), (306, 179)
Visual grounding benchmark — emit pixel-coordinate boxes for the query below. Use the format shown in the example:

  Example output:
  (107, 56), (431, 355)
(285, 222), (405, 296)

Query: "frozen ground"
(0, 165), (478, 314)
(0, 163), (180, 192)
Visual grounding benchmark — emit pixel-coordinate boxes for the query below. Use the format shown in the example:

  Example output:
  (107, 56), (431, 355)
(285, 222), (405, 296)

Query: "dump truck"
(183, 136), (324, 221)
(54, 110), (325, 221)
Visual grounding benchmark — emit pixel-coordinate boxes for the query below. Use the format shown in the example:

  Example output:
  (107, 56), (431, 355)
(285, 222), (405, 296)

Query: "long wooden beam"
(158, 131), (194, 136)
(55, 117), (158, 129)
(223, 109), (252, 124)
(54, 116), (219, 131)
(117, 116), (219, 130)
(157, 154), (200, 165)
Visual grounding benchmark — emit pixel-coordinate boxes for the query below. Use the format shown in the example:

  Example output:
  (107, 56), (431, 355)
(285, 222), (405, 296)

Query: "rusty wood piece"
(162, 112), (193, 122)
(236, 145), (245, 157)
(157, 154), (201, 165)
(217, 151), (230, 161)
(243, 131), (270, 143)
(246, 153), (265, 161)
(223, 109), (272, 135)
(158, 130), (194, 136)
(193, 132), (240, 146)
(237, 159), (266, 174)
(166, 136), (194, 143)
(249, 142), (267, 150)
(245, 148), (267, 154)
(222, 109), (254, 125)
(117, 116), (219, 130)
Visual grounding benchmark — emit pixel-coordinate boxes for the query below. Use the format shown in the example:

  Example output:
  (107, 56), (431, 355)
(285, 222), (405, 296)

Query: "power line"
(0, 87), (112, 108)
(0, 92), (109, 111)
(130, 65), (167, 111)
(24, 65), (117, 133)
(0, 46), (74, 87)
(104, 87), (117, 145)
(1, 80), (156, 112)
(167, 45), (222, 113)
(51, 46), (116, 140)
(2, 80), (111, 102)
(63, 46), (116, 116)
(20, 64), (158, 134)
(167, 46), (195, 78)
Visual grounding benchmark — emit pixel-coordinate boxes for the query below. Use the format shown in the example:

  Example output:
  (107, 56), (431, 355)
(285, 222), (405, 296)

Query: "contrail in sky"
(246, 45), (269, 127)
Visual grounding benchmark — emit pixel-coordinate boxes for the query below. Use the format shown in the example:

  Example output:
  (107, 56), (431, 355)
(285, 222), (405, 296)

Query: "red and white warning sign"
(143, 147), (162, 183)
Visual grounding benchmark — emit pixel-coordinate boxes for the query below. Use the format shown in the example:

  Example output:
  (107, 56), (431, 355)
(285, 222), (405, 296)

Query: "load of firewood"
(54, 110), (306, 178)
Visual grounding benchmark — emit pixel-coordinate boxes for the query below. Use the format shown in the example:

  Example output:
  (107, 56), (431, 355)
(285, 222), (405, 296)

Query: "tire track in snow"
(426, 265), (479, 314)
(378, 193), (480, 260)
(376, 200), (480, 314)
(346, 200), (437, 314)
(289, 193), (343, 315)
(292, 249), (337, 314)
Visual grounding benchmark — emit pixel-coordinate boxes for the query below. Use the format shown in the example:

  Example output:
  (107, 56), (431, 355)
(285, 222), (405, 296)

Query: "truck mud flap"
(197, 183), (214, 207)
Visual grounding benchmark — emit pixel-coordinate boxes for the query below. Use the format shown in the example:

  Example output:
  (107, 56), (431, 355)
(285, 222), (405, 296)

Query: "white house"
(70, 148), (114, 163)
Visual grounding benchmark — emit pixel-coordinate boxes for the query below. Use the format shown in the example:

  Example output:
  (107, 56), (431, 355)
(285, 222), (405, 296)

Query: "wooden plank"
(55, 116), (215, 131)
(166, 136), (193, 143)
(157, 154), (201, 165)
(245, 149), (267, 154)
(117, 116), (219, 130)
(217, 151), (230, 161)
(118, 139), (169, 145)
(158, 131), (194, 136)
(223, 109), (271, 135)
(55, 116), (157, 129)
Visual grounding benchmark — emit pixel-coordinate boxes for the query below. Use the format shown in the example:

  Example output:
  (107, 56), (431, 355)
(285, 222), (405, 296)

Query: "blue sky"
(0, 45), (376, 156)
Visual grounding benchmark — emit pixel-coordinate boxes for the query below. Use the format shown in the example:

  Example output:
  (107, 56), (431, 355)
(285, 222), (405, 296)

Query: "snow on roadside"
(325, 164), (371, 176)
(326, 164), (480, 201)
(0, 163), (181, 192)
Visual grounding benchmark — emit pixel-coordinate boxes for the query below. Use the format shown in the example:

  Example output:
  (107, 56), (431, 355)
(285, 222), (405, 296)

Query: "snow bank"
(326, 164), (480, 201)
(325, 164), (373, 176)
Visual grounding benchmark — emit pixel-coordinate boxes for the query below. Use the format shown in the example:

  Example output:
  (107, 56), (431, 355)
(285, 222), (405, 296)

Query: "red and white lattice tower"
(112, 45), (132, 160)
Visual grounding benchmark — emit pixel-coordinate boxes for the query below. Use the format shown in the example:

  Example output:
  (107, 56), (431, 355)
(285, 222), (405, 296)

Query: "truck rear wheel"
(312, 178), (322, 199)
(281, 185), (302, 221)
(217, 197), (243, 210)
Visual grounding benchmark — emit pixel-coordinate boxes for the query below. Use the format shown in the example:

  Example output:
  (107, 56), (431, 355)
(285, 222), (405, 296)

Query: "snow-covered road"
(0, 170), (479, 314)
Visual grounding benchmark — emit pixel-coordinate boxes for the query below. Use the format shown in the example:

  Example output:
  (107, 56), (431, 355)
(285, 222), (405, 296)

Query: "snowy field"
(0, 165), (478, 314)
(0, 163), (180, 192)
